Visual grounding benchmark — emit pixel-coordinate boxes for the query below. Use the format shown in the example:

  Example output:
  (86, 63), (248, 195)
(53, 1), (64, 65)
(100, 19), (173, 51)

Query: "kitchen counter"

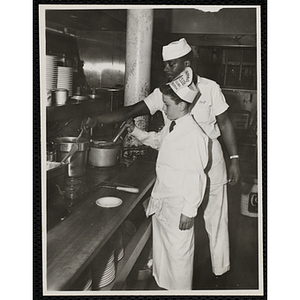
(46, 160), (156, 291)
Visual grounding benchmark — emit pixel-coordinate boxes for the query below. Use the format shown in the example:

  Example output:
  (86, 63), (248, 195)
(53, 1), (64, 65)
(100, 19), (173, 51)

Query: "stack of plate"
(57, 66), (73, 96)
(110, 230), (125, 262)
(116, 242), (124, 262)
(46, 55), (57, 91)
(91, 243), (116, 290)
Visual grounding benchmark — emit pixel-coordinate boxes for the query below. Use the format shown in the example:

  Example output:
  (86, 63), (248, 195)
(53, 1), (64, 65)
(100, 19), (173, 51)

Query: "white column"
(124, 9), (153, 147)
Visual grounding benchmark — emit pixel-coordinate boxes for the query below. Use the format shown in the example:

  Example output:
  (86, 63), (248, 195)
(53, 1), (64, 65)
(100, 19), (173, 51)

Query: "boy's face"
(162, 94), (181, 121)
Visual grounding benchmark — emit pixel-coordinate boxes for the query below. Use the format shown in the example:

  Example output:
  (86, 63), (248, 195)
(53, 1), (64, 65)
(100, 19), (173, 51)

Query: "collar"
(173, 113), (190, 126)
(196, 75), (208, 85)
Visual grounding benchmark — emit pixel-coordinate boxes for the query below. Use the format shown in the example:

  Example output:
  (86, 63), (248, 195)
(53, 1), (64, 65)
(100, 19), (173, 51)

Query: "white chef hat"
(162, 38), (192, 61)
(167, 67), (200, 103)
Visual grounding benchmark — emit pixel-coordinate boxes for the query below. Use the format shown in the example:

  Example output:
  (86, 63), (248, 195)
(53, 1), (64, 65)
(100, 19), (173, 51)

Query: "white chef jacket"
(144, 76), (229, 186)
(131, 113), (208, 218)
(131, 113), (209, 290)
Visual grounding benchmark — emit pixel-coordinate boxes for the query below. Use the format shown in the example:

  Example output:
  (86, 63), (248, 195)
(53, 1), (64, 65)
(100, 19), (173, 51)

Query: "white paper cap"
(175, 84), (199, 103)
(162, 38), (192, 61)
(168, 67), (200, 103)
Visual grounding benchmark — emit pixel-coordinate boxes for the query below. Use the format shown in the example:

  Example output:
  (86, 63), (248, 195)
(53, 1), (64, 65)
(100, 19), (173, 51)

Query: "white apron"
(146, 197), (194, 290)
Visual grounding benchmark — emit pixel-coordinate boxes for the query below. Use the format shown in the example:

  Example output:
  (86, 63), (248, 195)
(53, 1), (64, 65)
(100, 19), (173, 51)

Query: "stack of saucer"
(46, 55), (57, 91)
(91, 243), (116, 290)
(57, 66), (73, 96)
(46, 55), (57, 106)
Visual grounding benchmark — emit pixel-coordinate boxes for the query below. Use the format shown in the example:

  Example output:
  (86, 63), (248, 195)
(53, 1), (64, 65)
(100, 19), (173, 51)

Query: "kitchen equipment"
(53, 137), (89, 177)
(88, 122), (127, 167)
(111, 121), (127, 143)
(46, 148), (56, 162)
(88, 87), (102, 100)
(71, 95), (89, 102)
(95, 197), (123, 208)
(102, 185), (139, 193)
(60, 143), (78, 164)
(55, 88), (69, 105)
(240, 177), (258, 217)
(76, 128), (84, 141)
(88, 94), (101, 100)
(56, 177), (82, 201)
(47, 162), (68, 200)
(89, 139), (122, 167)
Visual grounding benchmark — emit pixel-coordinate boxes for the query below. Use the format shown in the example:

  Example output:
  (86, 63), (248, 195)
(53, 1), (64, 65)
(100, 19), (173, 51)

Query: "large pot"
(53, 137), (89, 176)
(88, 139), (122, 167)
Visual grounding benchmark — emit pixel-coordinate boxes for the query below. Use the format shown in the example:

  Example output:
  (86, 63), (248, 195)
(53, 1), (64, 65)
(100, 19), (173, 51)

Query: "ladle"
(76, 128), (84, 141)
(60, 143), (79, 164)
(111, 121), (127, 143)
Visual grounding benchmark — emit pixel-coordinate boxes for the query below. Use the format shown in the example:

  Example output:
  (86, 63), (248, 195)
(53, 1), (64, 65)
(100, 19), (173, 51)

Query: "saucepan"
(53, 137), (90, 176)
(89, 121), (127, 167)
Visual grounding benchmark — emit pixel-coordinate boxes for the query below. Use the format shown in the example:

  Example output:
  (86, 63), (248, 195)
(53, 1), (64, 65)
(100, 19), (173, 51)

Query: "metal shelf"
(46, 99), (106, 123)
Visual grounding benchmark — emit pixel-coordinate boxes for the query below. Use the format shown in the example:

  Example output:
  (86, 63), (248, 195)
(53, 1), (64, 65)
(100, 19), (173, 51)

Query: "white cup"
(55, 89), (68, 105)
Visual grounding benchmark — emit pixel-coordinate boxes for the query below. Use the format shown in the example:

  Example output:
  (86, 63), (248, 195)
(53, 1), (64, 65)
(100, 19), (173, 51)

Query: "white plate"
(96, 197), (122, 208)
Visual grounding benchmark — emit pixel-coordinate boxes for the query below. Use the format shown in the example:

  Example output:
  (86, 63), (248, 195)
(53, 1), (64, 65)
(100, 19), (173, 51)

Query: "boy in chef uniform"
(126, 67), (208, 290)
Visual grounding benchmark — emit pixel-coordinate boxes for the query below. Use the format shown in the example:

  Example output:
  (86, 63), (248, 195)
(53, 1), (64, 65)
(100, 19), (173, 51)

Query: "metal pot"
(89, 139), (122, 167)
(53, 137), (89, 176)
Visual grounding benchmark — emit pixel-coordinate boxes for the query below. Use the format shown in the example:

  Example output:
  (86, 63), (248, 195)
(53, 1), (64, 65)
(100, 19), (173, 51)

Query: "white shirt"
(144, 76), (229, 140)
(131, 114), (208, 218)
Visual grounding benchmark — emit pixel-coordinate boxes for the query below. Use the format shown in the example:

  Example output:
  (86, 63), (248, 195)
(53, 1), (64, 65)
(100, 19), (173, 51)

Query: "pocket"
(192, 107), (213, 124)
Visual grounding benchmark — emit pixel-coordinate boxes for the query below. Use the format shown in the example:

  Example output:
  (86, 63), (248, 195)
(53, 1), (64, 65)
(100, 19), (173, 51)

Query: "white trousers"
(202, 183), (230, 276)
(198, 139), (230, 276)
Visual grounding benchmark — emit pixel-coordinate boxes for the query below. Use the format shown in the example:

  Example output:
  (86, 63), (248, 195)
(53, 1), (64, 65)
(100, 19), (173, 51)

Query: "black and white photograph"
(36, 2), (266, 297)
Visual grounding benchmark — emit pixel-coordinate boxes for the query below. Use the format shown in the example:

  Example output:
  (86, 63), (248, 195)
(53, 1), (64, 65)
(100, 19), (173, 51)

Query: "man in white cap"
(82, 38), (240, 285)
(125, 69), (209, 290)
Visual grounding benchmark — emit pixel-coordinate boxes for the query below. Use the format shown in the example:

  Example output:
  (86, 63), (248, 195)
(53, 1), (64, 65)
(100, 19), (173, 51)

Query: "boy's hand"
(179, 214), (194, 230)
(125, 118), (135, 133)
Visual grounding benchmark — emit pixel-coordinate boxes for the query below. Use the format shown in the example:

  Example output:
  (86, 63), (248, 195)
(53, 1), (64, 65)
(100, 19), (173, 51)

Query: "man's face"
(162, 94), (181, 121)
(163, 58), (186, 82)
